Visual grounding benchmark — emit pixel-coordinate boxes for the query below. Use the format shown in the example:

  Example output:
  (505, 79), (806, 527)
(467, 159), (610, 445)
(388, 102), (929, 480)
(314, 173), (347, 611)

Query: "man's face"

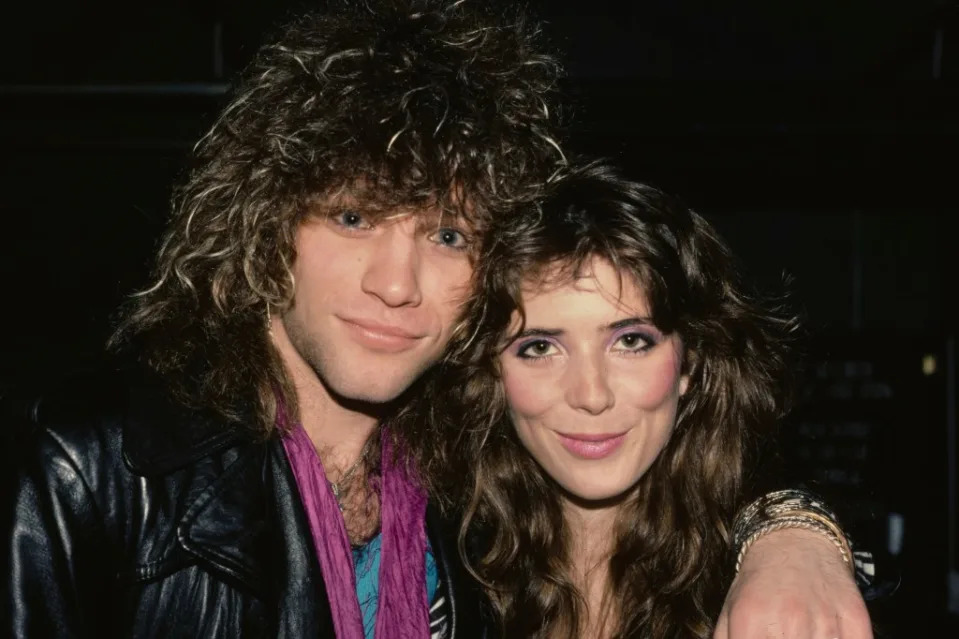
(276, 199), (474, 405)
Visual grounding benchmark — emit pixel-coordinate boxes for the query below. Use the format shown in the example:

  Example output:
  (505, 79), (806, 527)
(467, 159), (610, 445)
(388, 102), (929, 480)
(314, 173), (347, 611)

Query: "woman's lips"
(556, 432), (627, 460)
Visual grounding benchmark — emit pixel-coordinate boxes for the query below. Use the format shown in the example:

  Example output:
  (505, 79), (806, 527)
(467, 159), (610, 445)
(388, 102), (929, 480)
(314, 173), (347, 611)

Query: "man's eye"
(430, 227), (470, 250)
(330, 210), (372, 230)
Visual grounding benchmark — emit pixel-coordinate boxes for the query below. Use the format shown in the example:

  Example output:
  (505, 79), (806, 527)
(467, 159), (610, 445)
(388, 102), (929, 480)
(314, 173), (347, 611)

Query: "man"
(2, 1), (872, 637)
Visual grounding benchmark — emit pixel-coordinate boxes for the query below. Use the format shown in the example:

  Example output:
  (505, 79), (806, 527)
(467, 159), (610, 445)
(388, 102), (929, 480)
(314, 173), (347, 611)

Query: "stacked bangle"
(732, 489), (855, 577)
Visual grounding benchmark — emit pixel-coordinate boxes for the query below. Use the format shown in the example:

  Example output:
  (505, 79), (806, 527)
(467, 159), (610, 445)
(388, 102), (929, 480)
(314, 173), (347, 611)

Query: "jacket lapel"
(174, 439), (336, 636)
(121, 378), (335, 634)
(267, 439), (337, 637)
(175, 443), (272, 596)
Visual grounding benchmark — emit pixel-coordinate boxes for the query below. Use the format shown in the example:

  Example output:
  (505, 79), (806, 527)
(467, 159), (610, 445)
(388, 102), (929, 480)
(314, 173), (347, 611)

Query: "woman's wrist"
(732, 488), (855, 577)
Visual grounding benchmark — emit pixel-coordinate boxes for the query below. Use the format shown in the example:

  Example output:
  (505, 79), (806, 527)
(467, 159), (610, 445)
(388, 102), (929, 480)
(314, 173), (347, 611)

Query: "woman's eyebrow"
(513, 318), (654, 339)
(607, 317), (653, 331)
(513, 327), (564, 339)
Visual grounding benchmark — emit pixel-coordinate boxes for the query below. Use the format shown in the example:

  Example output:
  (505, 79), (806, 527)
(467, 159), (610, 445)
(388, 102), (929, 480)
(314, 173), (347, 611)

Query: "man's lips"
(555, 431), (628, 460)
(339, 317), (426, 352)
(341, 317), (423, 339)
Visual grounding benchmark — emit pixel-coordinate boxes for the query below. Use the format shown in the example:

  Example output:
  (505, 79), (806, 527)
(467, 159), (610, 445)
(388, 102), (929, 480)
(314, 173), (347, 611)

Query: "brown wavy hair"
(419, 161), (800, 637)
(110, 0), (566, 452)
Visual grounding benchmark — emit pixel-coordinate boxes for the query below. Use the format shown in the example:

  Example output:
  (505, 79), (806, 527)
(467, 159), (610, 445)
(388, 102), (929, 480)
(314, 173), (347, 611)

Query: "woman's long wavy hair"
(422, 161), (801, 637)
(110, 1), (566, 456)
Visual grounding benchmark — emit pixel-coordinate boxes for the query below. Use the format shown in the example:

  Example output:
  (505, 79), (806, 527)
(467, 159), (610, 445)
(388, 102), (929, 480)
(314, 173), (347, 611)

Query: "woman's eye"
(430, 227), (470, 250)
(330, 210), (372, 230)
(517, 340), (557, 359)
(615, 332), (652, 352)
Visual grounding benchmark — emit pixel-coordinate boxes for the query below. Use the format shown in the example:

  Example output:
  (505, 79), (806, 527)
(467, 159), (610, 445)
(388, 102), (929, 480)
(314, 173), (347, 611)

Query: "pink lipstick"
(556, 432), (627, 460)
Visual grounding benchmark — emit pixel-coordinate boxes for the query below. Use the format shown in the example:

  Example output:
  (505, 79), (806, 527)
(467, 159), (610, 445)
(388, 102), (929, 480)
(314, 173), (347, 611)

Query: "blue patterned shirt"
(352, 534), (440, 638)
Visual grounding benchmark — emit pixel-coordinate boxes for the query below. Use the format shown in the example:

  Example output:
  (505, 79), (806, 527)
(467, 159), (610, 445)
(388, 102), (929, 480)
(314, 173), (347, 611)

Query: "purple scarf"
(281, 423), (429, 639)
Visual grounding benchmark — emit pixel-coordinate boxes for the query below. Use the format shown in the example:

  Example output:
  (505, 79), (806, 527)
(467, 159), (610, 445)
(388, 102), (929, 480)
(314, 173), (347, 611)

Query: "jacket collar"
(119, 376), (333, 633)
(176, 439), (337, 637)
(176, 442), (273, 595)
(120, 374), (276, 597)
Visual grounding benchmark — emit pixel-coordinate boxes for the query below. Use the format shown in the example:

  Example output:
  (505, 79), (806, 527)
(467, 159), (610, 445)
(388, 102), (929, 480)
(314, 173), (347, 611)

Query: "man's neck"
(296, 381), (378, 469)
(269, 316), (378, 470)
(270, 315), (383, 543)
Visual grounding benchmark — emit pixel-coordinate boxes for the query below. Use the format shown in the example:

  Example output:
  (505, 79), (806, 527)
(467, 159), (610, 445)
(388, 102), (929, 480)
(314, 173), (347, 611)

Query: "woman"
(427, 160), (818, 638)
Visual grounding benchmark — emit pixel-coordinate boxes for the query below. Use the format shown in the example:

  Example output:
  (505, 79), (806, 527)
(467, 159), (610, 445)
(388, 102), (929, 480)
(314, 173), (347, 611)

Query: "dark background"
(2, 1), (956, 636)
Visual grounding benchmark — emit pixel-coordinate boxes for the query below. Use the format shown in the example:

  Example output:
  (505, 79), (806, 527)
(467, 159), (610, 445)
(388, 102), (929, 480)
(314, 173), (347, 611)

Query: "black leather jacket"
(1, 372), (484, 638)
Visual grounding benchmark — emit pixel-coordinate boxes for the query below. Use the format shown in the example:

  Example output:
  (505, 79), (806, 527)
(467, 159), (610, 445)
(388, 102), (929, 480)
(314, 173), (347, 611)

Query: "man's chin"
(323, 370), (423, 408)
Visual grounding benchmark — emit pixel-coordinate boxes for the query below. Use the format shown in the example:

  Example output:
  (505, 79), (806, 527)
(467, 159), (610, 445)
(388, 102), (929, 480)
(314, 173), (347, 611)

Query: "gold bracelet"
(732, 489), (855, 576)
(734, 514), (853, 575)
(783, 508), (854, 563)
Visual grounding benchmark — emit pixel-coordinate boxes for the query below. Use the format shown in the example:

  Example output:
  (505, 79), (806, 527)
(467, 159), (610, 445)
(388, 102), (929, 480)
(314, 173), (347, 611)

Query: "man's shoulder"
(0, 367), (146, 510)
(2, 367), (133, 455)
(1, 365), (241, 478)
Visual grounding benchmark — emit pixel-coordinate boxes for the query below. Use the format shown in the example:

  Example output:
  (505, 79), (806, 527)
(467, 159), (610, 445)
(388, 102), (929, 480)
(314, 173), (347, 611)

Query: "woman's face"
(499, 257), (688, 503)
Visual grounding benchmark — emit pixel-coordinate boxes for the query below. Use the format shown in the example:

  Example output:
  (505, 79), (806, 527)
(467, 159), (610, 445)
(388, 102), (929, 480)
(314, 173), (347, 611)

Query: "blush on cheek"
(501, 369), (553, 419)
(629, 344), (685, 407)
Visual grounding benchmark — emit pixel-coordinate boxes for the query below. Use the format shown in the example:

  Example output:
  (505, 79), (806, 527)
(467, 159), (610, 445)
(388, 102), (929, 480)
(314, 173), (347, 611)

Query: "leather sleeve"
(2, 422), (115, 638)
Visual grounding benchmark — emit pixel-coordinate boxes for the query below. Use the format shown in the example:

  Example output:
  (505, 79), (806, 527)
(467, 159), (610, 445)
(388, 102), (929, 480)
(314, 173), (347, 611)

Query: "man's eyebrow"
(416, 209), (471, 227)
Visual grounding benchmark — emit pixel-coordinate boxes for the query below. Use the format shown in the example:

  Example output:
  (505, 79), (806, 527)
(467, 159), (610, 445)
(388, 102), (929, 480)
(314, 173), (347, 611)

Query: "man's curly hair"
(111, 0), (566, 445)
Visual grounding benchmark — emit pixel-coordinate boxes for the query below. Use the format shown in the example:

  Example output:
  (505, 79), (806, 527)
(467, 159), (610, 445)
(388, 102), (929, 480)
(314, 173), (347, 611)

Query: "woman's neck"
(563, 500), (620, 638)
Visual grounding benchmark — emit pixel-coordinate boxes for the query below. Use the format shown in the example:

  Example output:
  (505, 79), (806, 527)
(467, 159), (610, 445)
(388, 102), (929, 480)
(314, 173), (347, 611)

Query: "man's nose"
(360, 219), (423, 307)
